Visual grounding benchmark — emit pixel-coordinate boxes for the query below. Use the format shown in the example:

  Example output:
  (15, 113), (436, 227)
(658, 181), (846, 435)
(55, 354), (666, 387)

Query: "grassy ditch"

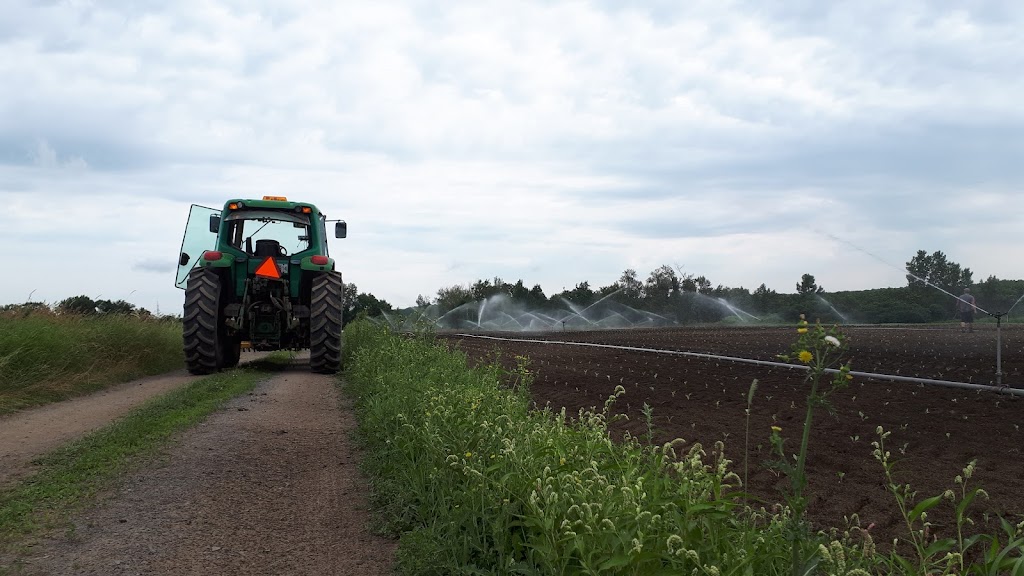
(0, 357), (284, 551)
(343, 322), (1024, 575)
(0, 311), (184, 415)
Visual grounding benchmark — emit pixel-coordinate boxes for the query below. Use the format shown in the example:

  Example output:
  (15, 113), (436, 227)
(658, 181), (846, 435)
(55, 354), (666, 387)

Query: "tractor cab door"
(175, 204), (220, 289)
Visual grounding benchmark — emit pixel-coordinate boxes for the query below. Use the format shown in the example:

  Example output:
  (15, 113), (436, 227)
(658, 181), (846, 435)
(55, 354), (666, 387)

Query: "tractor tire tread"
(183, 268), (221, 375)
(309, 272), (343, 374)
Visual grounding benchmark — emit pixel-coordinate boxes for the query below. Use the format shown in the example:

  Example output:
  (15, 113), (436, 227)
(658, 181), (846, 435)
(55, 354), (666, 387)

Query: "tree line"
(0, 295), (157, 318)
(392, 249), (1024, 325)
(6, 250), (1020, 326)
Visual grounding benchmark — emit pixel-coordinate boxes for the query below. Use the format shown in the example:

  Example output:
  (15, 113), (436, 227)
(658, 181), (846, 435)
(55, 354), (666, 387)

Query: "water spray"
(816, 295), (850, 323)
(717, 298), (761, 321)
(577, 288), (624, 316)
(818, 230), (1016, 387)
(1006, 291), (1024, 316)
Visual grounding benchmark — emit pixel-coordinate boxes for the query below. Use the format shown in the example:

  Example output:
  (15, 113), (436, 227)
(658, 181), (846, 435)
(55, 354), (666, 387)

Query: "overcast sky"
(2, 1), (1022, 313)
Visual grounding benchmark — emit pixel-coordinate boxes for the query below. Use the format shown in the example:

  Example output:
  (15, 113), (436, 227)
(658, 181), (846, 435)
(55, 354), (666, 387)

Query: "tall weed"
(0, 311), (182, 413)
(344, 322), (838, 575)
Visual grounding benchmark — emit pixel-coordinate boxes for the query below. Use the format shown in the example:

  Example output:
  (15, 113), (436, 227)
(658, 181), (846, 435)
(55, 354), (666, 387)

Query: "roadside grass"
(0, 355), (287, 554)
(344, 323), (826, 574)
(343, 322), (1024, 575)
(0, 311), (184, 415)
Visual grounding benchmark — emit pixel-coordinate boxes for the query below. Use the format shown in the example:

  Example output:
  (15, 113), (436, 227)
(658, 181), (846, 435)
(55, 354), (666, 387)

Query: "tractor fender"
(198, 251), (235, 268)
(299, 256), (335, 272)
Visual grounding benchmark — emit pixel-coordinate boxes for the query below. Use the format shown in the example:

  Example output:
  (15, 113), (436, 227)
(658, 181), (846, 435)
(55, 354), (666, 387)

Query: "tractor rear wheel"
(183, 268), (223, 374)
(309, 272), (343, 374)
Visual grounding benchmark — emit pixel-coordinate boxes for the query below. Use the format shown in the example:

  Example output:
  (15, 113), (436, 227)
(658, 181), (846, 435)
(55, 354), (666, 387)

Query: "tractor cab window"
(225, 210), (312, 257)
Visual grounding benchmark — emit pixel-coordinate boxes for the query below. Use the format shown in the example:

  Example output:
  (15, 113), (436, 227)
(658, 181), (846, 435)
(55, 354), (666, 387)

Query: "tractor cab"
(175, 196), (347, 374)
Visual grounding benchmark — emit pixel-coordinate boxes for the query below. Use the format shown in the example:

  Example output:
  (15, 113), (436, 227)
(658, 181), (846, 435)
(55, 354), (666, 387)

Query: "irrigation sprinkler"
(988, 310), (1007, 387)
(818, 230), (1016, 387)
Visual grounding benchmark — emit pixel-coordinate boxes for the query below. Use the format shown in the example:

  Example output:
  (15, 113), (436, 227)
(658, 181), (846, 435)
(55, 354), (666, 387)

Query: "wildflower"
(824, 335), (841, 347)
(666, 534), (683, 553)
(798, 350), (813, 363)
(797, 327), (808, 334)
(771, 426), (782, 433)
(465, 451), (472, 458)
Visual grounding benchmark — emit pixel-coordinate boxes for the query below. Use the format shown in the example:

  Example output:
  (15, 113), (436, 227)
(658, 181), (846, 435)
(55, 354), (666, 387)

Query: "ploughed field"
(439, 324), (1024, 545)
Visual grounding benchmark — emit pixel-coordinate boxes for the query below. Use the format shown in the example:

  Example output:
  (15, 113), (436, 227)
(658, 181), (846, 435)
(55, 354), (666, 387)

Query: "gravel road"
(11, 354), (395, 575)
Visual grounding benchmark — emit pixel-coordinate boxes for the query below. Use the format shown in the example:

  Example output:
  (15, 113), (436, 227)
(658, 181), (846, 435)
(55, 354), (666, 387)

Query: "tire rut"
(17, 358), (395, 575)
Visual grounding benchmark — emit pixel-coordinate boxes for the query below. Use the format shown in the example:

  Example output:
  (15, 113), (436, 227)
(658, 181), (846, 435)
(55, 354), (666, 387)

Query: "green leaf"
(923, 537), (956, 557)
(1009, 556), (1024, 576)
(961, 533), (988, 553)
(908, 494), (943, 523)
(956, 487), (981, 520)
(597, 555), (633, 571)
(987, 537), (1024, 575)
(890, 553), (916, 573)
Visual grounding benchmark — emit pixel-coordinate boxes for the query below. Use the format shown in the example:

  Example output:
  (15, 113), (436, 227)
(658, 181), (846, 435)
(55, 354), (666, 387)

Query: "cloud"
(133, 258), (175, 274)
(1, 1), (1022, 310)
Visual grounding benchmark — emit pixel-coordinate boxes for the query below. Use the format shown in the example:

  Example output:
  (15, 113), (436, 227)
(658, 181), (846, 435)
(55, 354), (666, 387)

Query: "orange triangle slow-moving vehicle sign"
(255, 257), (281, 279)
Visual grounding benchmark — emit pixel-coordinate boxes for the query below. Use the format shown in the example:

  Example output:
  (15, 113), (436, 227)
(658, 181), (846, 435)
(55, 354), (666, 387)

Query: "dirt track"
(0, 371), (200, 490)
(9, 355), (395, 575)
(0, 353), (270, 489)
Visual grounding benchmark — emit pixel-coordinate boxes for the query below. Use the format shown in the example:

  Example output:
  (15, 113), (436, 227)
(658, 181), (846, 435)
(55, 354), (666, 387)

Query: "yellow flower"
(465, 451), (472, 458)
(560, 457), (566, 466)
(797, 327), (808, 334)
(771, 426), (782, 432)
(846, 374), (853, 380)
(798, 350), (813, 363)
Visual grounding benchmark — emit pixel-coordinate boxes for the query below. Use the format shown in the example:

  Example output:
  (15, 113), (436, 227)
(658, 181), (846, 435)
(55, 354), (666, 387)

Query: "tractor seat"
(254, 239), (283, 257)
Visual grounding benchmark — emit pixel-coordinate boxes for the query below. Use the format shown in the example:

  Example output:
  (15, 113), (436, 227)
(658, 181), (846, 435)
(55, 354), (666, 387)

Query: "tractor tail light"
(311, 255), (329, 265)
(203, 251), (223, 261)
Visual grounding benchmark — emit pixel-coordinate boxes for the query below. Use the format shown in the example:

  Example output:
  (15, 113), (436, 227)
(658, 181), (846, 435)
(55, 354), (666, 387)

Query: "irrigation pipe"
(454, 334), (1024, 398)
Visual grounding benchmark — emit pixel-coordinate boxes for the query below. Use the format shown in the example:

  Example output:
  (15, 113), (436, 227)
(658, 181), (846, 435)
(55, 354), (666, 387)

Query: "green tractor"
(175, 196), (347, 375)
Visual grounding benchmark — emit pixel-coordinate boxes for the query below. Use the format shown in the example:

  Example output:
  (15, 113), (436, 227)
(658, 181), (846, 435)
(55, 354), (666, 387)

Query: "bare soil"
(7, 354), (395, 575)
(441, 325), (1024, 547)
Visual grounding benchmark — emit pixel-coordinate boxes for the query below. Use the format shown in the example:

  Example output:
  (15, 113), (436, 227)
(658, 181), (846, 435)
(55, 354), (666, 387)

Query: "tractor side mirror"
(335, 221), (347, 238)
(179, 253), (190, 266)
(209, 215), (221, 233)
